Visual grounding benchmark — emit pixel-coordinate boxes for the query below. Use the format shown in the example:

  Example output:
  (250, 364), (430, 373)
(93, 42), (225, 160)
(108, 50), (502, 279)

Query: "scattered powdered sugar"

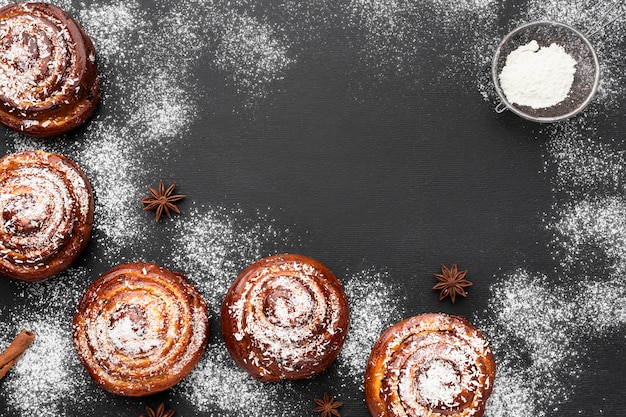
(551, 196), (626, 271)
(346, 0), (499, 92)
(3, 321), (83, 417)
(169, 205), (292, 311)
(77, 1), (145, 62)
(0, 268), (105, 417)
(545, 123), (626, 199)
(176, 344), (304, 417)
(213, 9), (294, 105)
(337, 268), (405, 385)
(477, 271), (583, 417)
(472, 3), (626, 416)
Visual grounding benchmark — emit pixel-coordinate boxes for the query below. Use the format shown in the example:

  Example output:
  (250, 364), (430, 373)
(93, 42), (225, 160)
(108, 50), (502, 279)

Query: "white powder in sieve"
(499, 41), (577, 109)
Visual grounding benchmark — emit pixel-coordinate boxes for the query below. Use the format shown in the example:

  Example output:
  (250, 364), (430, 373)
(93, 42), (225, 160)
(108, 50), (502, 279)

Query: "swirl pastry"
(0, 150), (93, 282)
(0, 2), (100, 136)
(365, 313), (496, 417)
(221, 254), (349, 382)
(72, 262), (209, 396)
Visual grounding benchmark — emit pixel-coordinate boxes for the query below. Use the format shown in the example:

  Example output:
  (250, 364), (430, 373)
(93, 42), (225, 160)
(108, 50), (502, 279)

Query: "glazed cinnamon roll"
(72, 262), (209, 397)
(221, 254), (349, 382)
(0, 2), (100, 136)
(0, 150), (93, 282)
(365, 313), (496, 417)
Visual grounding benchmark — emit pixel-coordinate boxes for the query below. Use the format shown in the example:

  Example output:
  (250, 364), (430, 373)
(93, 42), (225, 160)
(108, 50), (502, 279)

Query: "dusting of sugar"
(346, 0), (499, 91)
(213, 9), (294, 105)
(169, 205), (291, 310)
(545, 123), (626, 199)
(175, 344), (304, 417)
(476, 271), (583, 417)
(337, 268), (405, 385)
(0, 268), (105, 417)
(551, 196), (626, 271)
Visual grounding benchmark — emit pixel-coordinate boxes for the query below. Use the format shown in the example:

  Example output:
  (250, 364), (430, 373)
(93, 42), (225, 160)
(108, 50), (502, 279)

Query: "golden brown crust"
(72, 262), (209, 397)
(221, 254), (349, 382)
(365, 313), (496, 417)
(0, 150), (93, 282)
(0, 2), (100, 136)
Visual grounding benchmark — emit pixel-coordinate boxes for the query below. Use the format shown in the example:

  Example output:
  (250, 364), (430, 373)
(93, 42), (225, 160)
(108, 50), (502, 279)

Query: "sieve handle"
(587, 3), (626, 37)
(495, 102), (508, 114)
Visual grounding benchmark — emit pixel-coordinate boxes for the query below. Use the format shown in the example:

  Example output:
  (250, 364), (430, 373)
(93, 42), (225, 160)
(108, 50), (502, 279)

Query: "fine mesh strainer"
(492, 21), (600, 123)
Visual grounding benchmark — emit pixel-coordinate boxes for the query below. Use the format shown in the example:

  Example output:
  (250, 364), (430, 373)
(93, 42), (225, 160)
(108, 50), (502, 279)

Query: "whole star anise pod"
(139, 403), (175, 417)
(141, 180), (186, 222)
(433, 263), (473, 303)
(314, 392), (343, 417)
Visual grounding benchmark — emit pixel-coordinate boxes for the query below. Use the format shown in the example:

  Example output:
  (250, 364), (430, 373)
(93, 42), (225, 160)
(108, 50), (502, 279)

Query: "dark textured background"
(0, 0), (624, 416)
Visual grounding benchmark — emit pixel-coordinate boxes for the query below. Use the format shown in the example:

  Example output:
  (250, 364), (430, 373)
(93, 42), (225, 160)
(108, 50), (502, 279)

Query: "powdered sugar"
(499, 41), (576, 109)
(337, 268), (405, 384)
(0, 268), (104, 417)
(477, 271), (583, 417)
(0, 0), (625, 415)
(348, 0), (499, 83)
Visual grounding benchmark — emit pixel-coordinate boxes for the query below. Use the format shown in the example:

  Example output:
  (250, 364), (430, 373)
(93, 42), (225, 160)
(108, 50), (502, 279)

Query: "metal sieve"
(492, 20), (600, 123)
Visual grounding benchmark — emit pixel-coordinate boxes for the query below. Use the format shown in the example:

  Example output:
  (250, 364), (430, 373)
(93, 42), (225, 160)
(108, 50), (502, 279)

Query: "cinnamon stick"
(0, 330), (36, 380)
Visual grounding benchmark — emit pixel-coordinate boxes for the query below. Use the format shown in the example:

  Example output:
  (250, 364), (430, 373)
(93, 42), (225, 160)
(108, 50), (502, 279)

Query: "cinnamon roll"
(221, 254), (349, 382)
(365, 313), (496, 417)
(0, 150), (93, 282)
(72, 262), (209, 396)
(0, 2), (100, 136)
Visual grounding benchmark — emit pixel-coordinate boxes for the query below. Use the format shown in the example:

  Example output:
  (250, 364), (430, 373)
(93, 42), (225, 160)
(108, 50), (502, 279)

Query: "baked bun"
(0, 150), (93, 282)
(72, 262), (209, 396)
(365, 313), (496, 417)
(221, 254), (349, 382)
(0, 2), (100, 136)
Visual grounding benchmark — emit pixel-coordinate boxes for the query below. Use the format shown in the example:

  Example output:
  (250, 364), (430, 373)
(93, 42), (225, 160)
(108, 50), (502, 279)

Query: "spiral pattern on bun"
(221, 254), (349, 382)
(365, 313), (496, 417)
(72, 262), (209, 396)
(0, 150), (93, 282)
(0, 2), (100, 136)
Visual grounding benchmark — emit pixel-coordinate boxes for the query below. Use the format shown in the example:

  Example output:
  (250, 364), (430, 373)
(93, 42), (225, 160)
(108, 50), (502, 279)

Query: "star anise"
(314, 392), (343, 417)
(139, 403), (175, 417)
(433, 263), (473, 303)
(141, 180), (186, 222)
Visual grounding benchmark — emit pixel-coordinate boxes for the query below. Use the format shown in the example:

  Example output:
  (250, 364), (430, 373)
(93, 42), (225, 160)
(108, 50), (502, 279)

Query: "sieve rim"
(491, 20), (600, 123)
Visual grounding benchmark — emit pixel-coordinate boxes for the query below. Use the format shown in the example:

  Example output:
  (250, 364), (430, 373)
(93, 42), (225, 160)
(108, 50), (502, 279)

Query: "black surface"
(0, 0), (624, 416)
